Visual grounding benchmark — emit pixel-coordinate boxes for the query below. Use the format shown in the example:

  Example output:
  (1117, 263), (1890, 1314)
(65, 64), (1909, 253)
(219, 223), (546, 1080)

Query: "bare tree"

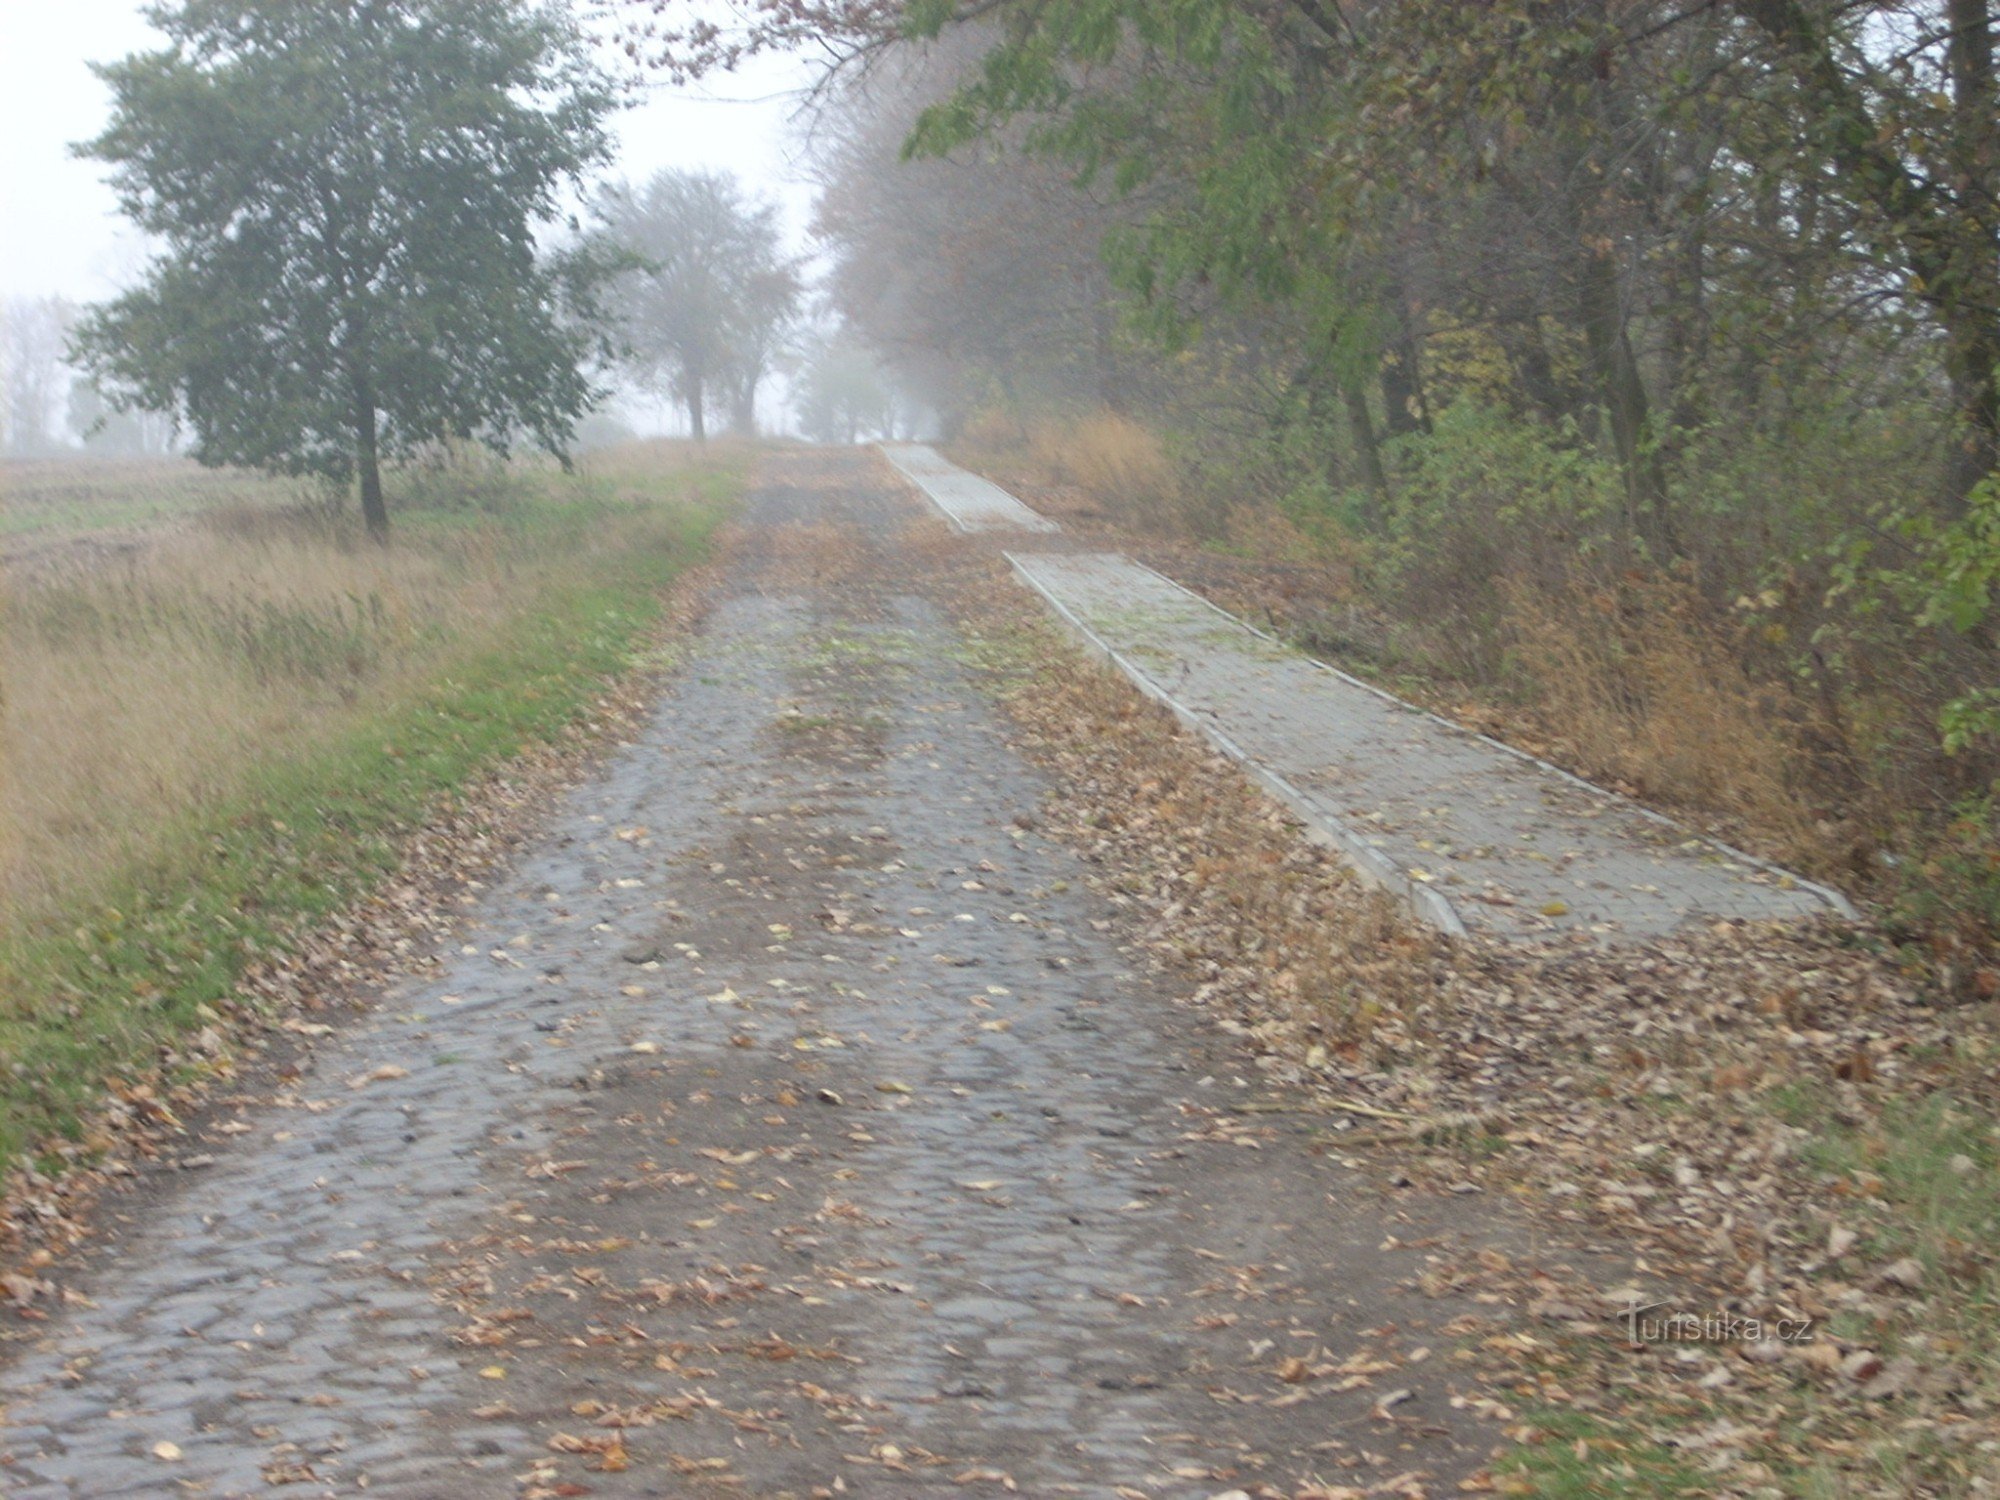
(1, 297), (76, 457)
(595, 170), (800, 440)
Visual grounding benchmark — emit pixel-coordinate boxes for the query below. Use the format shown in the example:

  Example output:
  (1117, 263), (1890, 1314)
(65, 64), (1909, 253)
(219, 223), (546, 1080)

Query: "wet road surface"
(0, 451), (1521, 1498)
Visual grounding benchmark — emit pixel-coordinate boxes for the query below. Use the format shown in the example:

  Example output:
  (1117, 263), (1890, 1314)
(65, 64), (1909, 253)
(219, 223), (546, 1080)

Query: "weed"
(1502, 571), (1829, 860)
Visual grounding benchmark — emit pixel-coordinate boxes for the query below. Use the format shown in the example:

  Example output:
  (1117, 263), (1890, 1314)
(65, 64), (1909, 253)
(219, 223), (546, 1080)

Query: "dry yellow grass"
(961, 412), (1210, 533)
(8, 535), (448, 927)
(0, 448), (719, 939)
(1502, 575), (1830, 859)
(1029, 414), (1180, 515)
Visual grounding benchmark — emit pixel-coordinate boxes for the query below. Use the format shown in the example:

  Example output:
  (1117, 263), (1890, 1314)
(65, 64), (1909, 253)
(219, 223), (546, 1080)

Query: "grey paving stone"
(881, 443), (1061, 532)
(1010, 548), (1849, 941)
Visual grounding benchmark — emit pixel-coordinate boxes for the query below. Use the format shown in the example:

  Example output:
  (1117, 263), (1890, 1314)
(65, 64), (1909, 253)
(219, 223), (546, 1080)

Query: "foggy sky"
(0, 1), (823, 305)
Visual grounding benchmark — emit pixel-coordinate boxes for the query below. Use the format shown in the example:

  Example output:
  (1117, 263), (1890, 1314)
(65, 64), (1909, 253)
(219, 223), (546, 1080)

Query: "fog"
(0, 1), (823, 440)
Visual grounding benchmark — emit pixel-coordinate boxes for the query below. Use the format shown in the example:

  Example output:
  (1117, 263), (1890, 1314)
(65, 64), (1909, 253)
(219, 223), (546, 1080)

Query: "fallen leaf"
(1873, 1257), (1924, 1291)
(1372, 1387), (1414, 1419)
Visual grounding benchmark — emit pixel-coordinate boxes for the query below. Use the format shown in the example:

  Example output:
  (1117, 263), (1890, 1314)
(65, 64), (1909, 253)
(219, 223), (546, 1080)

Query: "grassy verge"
(1487, 1084), (2000, 1497)
(0, 443), (738, 1185)
(1494, 1409), (1711, 1497)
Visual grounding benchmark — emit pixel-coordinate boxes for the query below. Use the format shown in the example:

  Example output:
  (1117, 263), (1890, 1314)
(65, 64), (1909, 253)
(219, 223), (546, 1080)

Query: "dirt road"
(0, 451), (1543, 1498)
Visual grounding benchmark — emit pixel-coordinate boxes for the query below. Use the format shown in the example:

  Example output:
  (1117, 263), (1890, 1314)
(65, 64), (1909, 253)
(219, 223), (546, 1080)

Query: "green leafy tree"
(72, 0), (622, 538)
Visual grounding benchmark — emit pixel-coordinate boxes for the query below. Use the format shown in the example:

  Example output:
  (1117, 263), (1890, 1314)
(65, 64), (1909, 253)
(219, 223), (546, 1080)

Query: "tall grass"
(6, 526), (455, 927)
(1501, 574), (1830, 855)
(0, 444), (734, 1174)
(965, 412), (1212, 535)
(0, 456), (305, 539)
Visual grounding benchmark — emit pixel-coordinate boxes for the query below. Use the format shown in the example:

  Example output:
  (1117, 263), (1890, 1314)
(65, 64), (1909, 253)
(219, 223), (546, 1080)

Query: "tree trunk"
(1578, 244), (1673, 553)
(354, 378), (388, 542)
(1945, 0), (2000, 506)
(1506, 318), (1569, 425)
(1379, 279), (1432, 438)
(1379, 356), (1425, 438)
(1943, 323), (2000, 509)
(1343, 381), (1389, 512)
(1091, 279), (1126, 414)
(687, 376), (707, 443)
(730, 378), (758, 437)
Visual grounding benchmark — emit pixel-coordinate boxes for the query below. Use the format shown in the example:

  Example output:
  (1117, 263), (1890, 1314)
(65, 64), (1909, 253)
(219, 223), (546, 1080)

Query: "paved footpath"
(880, 445), (1060, 534)
(1008, 553), (1844, 941)
(885, 442), (1844, 942)
(0, 451), (1546, 1498)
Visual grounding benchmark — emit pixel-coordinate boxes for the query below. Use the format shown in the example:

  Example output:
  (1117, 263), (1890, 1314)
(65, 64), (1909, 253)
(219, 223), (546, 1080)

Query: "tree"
(636, 0), (1997, 513)
(722, 263), (805, 434)
(67, 377), (177, 456)
(1, 297), (77, 457)
(71, 0), (622, 539)
(792, 331), (897, 443)
(1727, 0), (2000, 513)
(593, 169), (800, 440)
(810, 39), (1145, 435)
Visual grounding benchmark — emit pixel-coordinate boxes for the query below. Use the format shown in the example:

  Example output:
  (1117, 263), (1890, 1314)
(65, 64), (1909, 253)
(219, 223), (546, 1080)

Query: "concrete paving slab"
(1008, 549), (1851, 942)
(881, 442), (1060, 532)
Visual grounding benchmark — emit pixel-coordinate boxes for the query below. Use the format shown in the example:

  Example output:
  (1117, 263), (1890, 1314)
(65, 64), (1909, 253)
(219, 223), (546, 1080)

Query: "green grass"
(0, 461), (735, 1180)
(1494, 1408), (1711, 1497)
(0, 456), (304, 538)
(1774, 1088), (2000, 1314)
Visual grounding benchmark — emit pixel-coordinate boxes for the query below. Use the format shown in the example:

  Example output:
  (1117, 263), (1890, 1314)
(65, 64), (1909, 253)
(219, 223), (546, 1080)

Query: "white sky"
(0, 1), (826, 304)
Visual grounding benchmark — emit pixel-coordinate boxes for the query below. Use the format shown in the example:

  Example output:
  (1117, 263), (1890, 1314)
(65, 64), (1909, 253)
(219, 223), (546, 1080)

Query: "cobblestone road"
(0, 452), (1555, 1498)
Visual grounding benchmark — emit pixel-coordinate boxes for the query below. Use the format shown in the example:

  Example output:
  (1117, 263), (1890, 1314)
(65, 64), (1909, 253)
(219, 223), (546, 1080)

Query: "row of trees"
(65, 1), (1999, 546)
(749, 0), (1998, 519)
(622, 0), (2000, 888)
(58, 0), (911, 537)
(808, 34), (1129, 431)
(74, 0), (630, 538)
(594, 170), (798, 441)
